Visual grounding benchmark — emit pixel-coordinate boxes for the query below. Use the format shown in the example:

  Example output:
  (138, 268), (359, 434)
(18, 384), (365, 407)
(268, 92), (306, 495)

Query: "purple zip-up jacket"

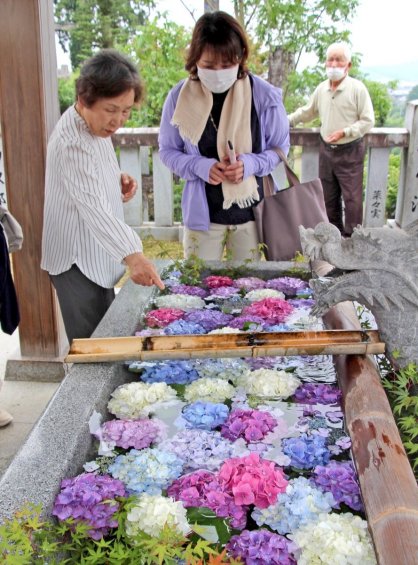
(158, 74), (290, 231)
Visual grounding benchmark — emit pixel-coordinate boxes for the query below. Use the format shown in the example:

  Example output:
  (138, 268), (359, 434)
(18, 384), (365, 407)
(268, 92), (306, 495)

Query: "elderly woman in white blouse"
(41, 49), (163, 343)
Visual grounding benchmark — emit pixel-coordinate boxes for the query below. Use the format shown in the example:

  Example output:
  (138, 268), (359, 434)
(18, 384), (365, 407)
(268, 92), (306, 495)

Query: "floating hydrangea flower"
(182, 401), (229, 430)
(144, 308), (184, 328)
(221, 409), (278, 443)
(169, 283), (208, 298)
(206, 286), (240, 300)
(243, 297), (294, 324)
(290, 512), (377, 565)
(138, 360), (200, 385)
(312, 460), (364, 511)
(227, 315), (266, 331)
(108, 448), (183, 495)
(164, 319), (206, 335)
(233, 276), (266, 291)
(125, 493), (190, 538)
(236, 369), (301, 399)
(95, 418), (166, 450)
(252, 477), (335, 534)
(167, 470), (248, 529)
(282, 433), (330, 469)
(184, 309), (234, 331)
(244, 356), (278, 370)
(245, 288), (285, 302)
(194, 358), (248, 382)
(107, 382), (177, 420)
(184, 377), (235, 403)
(161, 429), (243, 471)
(227, 528), (296, 564)
(293, 383), (342, 405)
(265, 276), (309, 296)
(203, 275), (234, 288)
(265, 323), (292, 332)
(219, 453), (288, 508)
(154, 293), (205, 311)
(52, 473), (126, 540)
(287, 298), (315, 308)
(135, 328), (165, 337)
(209, 327), (241, 334)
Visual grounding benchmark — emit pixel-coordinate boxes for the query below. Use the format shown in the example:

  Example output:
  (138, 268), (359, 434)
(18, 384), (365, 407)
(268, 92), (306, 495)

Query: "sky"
(56, 0), (418, 70)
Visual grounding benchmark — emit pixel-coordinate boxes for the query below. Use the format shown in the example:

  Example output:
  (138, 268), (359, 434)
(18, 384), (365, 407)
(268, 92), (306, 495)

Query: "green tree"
(364, 79), (393, 126)
(54, 0), (155, 69)
(125, 17), (190, 126)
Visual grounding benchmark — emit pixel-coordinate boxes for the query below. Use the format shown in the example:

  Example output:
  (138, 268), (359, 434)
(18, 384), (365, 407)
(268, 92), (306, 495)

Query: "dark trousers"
(319, 139), (365, 236)
(50, 264), (115, 344)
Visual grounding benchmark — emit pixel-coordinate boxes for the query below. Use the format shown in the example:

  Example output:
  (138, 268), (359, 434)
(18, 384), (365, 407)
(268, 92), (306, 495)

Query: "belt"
(320, 137), (363, 150)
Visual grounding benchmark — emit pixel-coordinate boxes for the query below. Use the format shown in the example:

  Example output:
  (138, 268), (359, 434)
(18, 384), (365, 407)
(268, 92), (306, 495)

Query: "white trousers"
(183, 221), (261, 261)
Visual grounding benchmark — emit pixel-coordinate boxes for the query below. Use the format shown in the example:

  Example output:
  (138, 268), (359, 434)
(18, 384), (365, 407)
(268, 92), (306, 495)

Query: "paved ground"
(0, 329), (59, 477)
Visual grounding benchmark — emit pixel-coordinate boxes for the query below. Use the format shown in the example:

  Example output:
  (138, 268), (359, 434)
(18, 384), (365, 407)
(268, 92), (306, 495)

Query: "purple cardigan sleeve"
(158, 83), (217, 182)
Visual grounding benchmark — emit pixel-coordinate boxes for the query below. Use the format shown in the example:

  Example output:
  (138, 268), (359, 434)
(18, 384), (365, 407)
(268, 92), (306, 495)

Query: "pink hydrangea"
(233, 277), (266, 291)
(203, 275), (234, 289)
(145, 308), (185, 328)
(221, 409), (278, 443)
(243, 298), (294, 324)
(219, 453), (288, 509)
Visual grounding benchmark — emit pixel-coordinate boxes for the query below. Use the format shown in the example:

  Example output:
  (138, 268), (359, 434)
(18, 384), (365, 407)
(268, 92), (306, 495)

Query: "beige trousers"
(183, 221), (261, 261)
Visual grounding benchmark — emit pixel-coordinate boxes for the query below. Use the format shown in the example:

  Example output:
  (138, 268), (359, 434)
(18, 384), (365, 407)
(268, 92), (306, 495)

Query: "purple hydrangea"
(169, 283), (208, 298)
(287, 298), (315, 308)
(265, 277), (308, 296)
(221, 409), (278, 443)
(138, 360), (200, 385)
(96, 418), (165, 450)
(228, 315), (266, 331)
(164, 319), (206, 335)
(244, 357), (278, 370)
(227, 529), (296, 564)
(52, 473), (126, 540)
(293, 383), (342, 405)
(184, 309), (234, 332)
(206, 286), (240, 300)
(312, 460), (364, 511)
(282, 433), (330, 469)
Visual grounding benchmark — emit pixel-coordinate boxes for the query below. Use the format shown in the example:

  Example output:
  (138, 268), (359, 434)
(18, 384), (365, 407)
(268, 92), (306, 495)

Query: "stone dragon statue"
(300, 221), (418, 369)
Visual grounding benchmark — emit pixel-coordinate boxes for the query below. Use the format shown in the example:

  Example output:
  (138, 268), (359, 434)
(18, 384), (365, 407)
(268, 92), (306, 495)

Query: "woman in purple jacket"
(159, 11), (290, 261)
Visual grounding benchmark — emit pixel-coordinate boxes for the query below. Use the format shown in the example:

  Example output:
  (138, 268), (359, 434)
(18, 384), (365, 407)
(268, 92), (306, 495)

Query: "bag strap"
(270, 147), (301, 188)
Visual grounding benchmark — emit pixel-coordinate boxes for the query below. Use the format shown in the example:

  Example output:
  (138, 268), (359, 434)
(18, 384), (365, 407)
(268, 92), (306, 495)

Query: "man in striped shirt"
(41, 50), (164, 344)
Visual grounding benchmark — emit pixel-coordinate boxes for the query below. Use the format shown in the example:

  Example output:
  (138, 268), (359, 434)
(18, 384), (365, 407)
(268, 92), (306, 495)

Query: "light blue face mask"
(197, 65), (239, 93)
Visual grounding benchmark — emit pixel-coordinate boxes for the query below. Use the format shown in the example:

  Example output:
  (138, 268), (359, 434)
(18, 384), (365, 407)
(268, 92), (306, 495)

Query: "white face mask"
(197, 65), (239, 93)
(326, 66), (347, 82)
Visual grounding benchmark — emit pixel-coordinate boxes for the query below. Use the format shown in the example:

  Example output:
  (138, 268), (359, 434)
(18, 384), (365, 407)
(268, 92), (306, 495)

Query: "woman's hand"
(124, 252), (165, 289)
(121, 173), (138, 202)
(208, 161), (228, 185)
(223, 156), (244, 184)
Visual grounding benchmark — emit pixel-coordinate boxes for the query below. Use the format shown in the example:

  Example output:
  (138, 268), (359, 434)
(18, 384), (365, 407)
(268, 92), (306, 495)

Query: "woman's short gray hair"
(326, 42), (352, 62)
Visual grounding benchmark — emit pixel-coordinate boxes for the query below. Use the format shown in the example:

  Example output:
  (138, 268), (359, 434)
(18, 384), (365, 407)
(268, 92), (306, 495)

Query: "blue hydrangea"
(135, 360), (200, 385)
(182, 401), (230, 430)
(282, 433), (330, 469)
(252, 477), (335, 534)
(164, 319), (206, 335)
(108, 448), (183, 495)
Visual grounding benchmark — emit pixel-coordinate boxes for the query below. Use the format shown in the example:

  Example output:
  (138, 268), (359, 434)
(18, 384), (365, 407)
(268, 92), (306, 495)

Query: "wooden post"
(0, 0), (66, 362)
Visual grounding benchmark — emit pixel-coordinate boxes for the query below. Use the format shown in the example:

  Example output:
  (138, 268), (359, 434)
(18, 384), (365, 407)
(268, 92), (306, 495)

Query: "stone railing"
(114, 100), (417, 240)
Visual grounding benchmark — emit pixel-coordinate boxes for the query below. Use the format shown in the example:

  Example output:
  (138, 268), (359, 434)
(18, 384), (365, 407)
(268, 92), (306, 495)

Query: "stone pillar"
(395, 100), (418, 229)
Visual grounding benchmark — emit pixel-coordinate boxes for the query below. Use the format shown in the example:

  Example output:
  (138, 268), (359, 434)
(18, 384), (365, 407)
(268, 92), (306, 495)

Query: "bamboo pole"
(65, 329), (385, 363)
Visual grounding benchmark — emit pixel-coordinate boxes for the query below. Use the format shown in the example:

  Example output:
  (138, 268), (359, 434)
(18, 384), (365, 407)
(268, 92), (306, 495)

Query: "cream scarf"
(171, 76), (259, 209)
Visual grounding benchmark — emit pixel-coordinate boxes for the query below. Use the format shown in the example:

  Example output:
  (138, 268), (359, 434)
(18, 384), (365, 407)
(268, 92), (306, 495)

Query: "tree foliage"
(54, 0), (155, 69)
(407, 84), (418, 103)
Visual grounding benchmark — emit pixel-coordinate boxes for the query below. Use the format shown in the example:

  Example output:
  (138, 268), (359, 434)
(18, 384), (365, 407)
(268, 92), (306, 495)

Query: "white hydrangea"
(184, 377), (235, 403)
(154, 294), (205, 311)
(245, 288), (285, 302)
(126, 493), (190, 538)
(107, 382), (177, 419)
(208, 327), (241, 334)
(290, 512), (377, 565)
(236, 368), (301, 399)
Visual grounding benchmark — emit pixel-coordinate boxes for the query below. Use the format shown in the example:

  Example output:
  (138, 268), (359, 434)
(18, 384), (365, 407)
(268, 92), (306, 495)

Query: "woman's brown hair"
(185, 11), (249, 79)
